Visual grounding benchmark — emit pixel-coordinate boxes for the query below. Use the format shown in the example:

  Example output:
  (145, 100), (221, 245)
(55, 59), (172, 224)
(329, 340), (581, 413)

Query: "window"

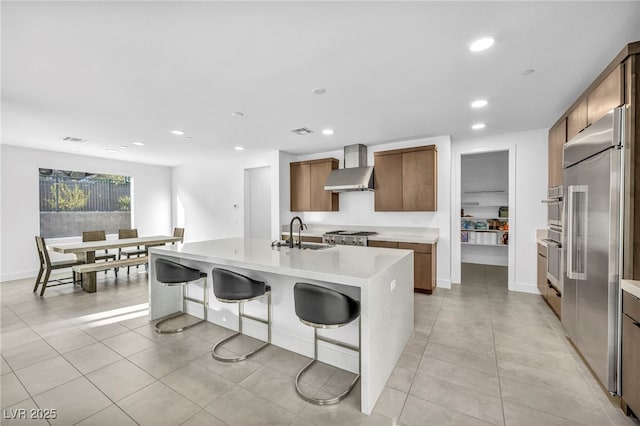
(39, 168), (132, 238)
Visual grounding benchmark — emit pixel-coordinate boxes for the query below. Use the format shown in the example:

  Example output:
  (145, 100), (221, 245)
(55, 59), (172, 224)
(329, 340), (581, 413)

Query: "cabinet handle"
(634, 321), (640, 328)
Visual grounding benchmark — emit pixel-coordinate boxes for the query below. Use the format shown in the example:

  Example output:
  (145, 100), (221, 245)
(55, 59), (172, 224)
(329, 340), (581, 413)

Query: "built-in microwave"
(543, 186), (563, 226)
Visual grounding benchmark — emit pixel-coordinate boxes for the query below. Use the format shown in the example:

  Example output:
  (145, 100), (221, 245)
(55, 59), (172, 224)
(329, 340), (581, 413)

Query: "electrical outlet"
(390, 279), (396, 292)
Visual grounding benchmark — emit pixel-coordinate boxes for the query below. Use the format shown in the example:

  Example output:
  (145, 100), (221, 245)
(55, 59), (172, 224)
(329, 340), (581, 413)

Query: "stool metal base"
(295, 359), (360, 405)
(154, 313), (205, 334)
(212, 332), (269, 362)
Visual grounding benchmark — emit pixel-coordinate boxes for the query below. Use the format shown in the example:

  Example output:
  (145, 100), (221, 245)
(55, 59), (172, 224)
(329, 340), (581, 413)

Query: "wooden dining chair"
(118, 228), (147, 274)
(173, 227), (185, 244)
(33, 236), (84, 296)
(82, 230), (118, 276)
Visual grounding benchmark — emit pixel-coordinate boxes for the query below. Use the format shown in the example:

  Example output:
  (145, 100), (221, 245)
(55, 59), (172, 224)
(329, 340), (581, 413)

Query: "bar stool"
(293, 282), (361, 405)
(211, 268), (271, 362)
(154, 258), (208, 334)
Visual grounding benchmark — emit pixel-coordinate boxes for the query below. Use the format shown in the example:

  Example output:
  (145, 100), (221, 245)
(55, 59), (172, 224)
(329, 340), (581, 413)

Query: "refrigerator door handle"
(567, 185), (588, 280)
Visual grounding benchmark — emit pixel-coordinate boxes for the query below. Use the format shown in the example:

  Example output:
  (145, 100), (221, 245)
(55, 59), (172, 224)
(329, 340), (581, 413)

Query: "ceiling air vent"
(290, 127), (314, 135)
(61, 136), (87, 143)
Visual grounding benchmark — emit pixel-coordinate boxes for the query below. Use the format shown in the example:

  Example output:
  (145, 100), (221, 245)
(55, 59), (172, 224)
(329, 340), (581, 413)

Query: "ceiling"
(2, 1), (640, 167)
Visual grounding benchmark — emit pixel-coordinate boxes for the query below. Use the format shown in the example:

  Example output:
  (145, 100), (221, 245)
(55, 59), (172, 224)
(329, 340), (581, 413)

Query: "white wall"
(0, 145), (172, 281)
(172, 150), (281, 242)
(279, 136), (452, 288)
(451, 129), (548, 293)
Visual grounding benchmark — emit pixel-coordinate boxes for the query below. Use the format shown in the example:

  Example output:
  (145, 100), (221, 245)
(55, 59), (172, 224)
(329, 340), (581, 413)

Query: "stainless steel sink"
(298, 242), (333, 250)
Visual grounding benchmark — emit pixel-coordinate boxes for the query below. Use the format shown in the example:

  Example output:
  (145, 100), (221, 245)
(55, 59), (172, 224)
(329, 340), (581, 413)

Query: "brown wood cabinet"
(537, 243), (547, 295)
(374, 145), (437, 211)
(368, 240), (437, 294)
(548, 120), (567, 188)
(588, 64), (624, 126)
(622, 290), (640, 416)
(282, 234), (323, 244)
(290, 158), (339, 212)
(567, 98), (588, 141)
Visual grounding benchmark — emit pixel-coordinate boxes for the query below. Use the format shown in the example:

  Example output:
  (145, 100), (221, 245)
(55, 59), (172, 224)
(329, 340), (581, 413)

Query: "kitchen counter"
(622, 279), (640, 299)
(281, 225), (439, 244)
(148, 238), (414, 415)
(536, 228), (548, 247)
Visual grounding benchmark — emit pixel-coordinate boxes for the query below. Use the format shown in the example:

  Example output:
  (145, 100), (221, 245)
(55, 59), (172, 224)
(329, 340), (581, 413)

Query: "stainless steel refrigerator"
(562, 106), (625, 395)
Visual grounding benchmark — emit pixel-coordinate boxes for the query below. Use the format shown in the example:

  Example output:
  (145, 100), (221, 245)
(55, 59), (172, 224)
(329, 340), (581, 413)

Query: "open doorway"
(459, 150), (511, 289)
(244, 166), (271, 239)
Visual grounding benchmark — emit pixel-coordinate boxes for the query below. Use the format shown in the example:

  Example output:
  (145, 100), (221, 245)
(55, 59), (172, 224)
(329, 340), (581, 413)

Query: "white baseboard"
(510, 282), (541, 295)
(1, 269), (38, 283)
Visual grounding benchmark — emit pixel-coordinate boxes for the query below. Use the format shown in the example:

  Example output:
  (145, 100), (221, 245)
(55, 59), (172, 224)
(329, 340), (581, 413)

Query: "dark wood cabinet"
(374, 145), (437, 211)
(548, 120), (566, 188)
(622, 290), (640, 416)
(588, 64), (624, 126)
(290, 158), (339, 212)
(537, 243), (548, 295)
(369, 240), (437, 294)
(282, 234), (323, 244)
(567, 98), (588, 141)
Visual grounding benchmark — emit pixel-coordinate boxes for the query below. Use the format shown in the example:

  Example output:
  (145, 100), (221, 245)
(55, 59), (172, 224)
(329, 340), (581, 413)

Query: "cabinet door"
(301, 236), (323, 243)
(548, 120), (566, 188)
(403, 149), (437, 211)
(368, 240), (398, 249)
(290, 163), (310, 211)
(310, 161), (338, 211)
(588, 64), (624, 126)
(622, 312), (640, 414)
(374, 153), (403, 211)
(537, 252), (548, 296)
(547, 284), (561, 318)
(413, 252), (430, 293)
(567, 98), (588, 141)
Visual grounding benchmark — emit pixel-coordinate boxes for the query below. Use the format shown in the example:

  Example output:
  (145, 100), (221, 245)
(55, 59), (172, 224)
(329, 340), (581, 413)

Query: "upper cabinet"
(374, 145), (437, 211)
(587, 64), (624, 126)
(548, 119), (567, 188)
(290, 158), (339, 212)
(567, 99), (587, 141)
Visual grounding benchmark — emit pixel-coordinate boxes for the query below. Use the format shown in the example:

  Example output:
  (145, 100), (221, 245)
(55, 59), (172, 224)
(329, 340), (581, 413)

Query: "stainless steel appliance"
(562, 106), (625, 395)
(543, 225), (563, 291)
(322, 230), (377, 246)
(543, 186), (563, 226)
(324, 144), (374, 192)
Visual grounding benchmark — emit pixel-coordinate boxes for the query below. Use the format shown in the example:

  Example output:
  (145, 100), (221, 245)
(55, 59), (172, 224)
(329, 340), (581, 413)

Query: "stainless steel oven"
(543, 226), (562, 291)
(542, 186), (563, 226)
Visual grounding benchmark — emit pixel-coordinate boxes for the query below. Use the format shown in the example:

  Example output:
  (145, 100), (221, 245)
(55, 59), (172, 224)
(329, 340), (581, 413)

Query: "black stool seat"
(211, 268), (272, 362)
(293, 282), (361, 406)
(294, 283), (360, 327)
(157, 259), (207, 284)
(154, 258), (208, 334)
(213, 268), (269, 300)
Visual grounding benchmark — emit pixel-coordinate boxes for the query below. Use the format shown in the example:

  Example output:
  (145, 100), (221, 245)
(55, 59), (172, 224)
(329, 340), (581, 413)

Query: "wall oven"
(542, 186), (564, 293)
(543, 186), (563, 226)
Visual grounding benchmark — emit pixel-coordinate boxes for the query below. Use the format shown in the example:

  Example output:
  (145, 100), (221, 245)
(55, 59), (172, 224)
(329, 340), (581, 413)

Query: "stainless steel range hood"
(324, 144), (374, 192)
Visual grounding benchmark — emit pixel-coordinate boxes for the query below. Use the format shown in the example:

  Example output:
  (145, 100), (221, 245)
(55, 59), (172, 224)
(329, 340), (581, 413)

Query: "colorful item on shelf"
(475, 221), (487, 230)
(461, 231), (468, 242)
(499, 206), (508, 218)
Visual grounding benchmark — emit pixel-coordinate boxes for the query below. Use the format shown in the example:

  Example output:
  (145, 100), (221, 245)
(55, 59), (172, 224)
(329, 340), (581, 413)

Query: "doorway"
(244, 166), (271, 239)
(453, 148), (515, 290)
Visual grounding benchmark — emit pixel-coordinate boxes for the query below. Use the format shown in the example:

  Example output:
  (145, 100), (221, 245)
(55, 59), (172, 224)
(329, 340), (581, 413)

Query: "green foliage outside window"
(46, 183), (90, 211)
(118, 195), (131, 211)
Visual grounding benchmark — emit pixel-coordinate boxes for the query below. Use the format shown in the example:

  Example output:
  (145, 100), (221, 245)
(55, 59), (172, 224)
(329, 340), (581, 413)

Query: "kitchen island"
(148, 238), (414, 414)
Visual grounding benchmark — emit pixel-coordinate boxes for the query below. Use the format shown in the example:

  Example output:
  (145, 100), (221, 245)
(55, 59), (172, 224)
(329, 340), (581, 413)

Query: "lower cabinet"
(537, 243), (561, 318)
(368, 240), (437, 294)
(622, 290), (640, 417)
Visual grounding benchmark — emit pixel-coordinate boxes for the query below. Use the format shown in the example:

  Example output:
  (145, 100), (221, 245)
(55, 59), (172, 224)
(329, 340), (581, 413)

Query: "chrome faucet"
(289, 216), (307, 248)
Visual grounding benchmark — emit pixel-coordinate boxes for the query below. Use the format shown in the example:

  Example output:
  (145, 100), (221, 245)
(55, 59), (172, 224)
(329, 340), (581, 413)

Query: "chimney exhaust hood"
(324, 144), (374, 192)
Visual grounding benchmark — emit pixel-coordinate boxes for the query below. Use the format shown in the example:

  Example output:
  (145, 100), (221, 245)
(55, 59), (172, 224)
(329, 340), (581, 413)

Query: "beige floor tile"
(399, 395), (495, 426)
(161, 362), (235, 407)
(1, 339), (58, 371)
(194, 350), (261, 383)
(502, 400), (584, 426)
(75, 404), (138, 426)
(1, 398), (50, 425)
(14, 355), (81, 396)
(32, 377), (112, 425)
(1, 355), (11, 374)
(80, 322), (131, 341)
(428, 330), (496, 357)
(87, 358), (156, 401)
(180, 409), (227, 426)
(0, 327), (43, 351)
(418, 356), (500, 396)
(118, 381), (199, 426)
(423, 341), (497, 374)
(409, 373), (504, 425)
(205, 385), (296, 425)
(128, 344), (193, 379)
(63, 342), (123, 374)
(386, 365), (415, 393)
(1, 372), (30, 409)
(42, 326), (97, 353)
(372, 386), (407, 421)
(102, 330), (156, 357)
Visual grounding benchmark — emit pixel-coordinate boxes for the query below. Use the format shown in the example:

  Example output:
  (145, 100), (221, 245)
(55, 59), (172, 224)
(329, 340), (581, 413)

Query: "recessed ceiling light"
(133, 141), (145, 146)
(171, 130), (185, 135)
(472, 123), (486, 130)
(106, 149), (116, 153)
(469, 37), (494, 52)
(312, 88), (326, 95)
(234, 146), (244, 151)
(322, 129), (334, 136)
(120, 145), (128, 149)
(471, 99), (488, 108)
(231, 112), (244, 117)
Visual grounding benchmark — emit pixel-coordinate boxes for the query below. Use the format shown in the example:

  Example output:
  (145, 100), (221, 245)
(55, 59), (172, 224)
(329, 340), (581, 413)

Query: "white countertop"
(536, 228), (548, 247)
(622, 279), (640, 299)
(149, 238), (412, 287)
(281, 225), (439, 244)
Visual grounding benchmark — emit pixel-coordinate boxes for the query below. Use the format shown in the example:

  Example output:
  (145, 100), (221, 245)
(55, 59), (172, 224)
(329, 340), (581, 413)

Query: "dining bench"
(72, 257), (148, 274)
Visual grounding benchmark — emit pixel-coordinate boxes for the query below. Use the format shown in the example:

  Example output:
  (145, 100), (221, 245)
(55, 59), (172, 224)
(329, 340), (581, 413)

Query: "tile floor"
(1, 263), (639, 425)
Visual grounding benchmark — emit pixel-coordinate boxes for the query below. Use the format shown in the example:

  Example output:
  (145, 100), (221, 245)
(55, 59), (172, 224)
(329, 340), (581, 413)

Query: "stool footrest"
(154, 313), (205, 334)
(211, 332), (269, 363)
(295, 359), (360, 405)
(317, 335), (359, 352)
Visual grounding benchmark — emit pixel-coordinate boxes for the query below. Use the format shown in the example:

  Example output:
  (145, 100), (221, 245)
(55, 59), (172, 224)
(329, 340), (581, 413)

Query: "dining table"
(49, 235), (182, 293)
